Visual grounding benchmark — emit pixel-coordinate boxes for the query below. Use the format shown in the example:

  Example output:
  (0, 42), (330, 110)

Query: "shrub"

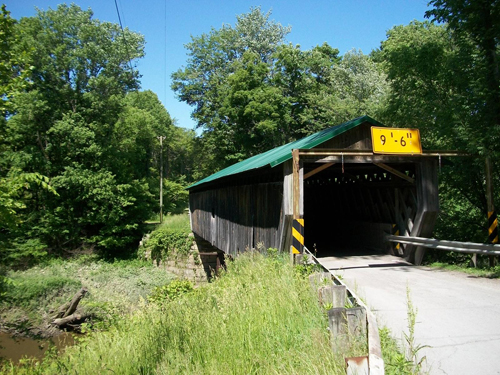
(147, 279), (194, 305)
(141, 227), (193, 263)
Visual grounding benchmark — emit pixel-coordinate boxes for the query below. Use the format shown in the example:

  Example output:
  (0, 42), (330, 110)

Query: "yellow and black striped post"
(292, 219), (304, 254)
(488, 211), (498, 244)
(392, 224), (401, 254)
(485, 157), (497, 267)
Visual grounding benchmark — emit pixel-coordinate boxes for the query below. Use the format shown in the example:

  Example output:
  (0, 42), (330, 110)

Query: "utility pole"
(158, 136), (166, 224)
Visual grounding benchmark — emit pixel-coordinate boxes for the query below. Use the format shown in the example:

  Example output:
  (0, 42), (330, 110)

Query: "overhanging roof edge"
(187, 115), (382, 190)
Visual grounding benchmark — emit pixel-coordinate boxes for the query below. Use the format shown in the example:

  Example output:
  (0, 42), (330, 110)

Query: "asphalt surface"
(317, 253), (500, 375)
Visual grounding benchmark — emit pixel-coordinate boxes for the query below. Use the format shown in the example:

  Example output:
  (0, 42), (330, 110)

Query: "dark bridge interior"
(303, 162), (416, 258)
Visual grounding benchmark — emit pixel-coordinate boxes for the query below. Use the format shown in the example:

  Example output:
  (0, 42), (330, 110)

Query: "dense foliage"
(378, 3), (500, 246)
(140, 226), (193, 263)
(172, 7), (388, 173)
(0, 5), (195, 264)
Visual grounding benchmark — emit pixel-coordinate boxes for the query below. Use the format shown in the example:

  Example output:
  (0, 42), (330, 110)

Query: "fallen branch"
(52, 313), (91, 328)
(63, 287), (88, 317)
(50, 287), (89, 329)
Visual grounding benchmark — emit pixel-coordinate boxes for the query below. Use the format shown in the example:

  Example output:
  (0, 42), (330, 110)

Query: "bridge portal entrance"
(291, 147), (440, 265)
(304, 161), (417, 258)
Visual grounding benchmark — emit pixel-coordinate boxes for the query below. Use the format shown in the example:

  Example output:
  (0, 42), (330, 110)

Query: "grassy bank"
(157, 213), (191, 231)
(0, 256), (175, 337)
(7, 252), (345, 374)
(428, 261), (500, 278)
(145, 212), (191, 231)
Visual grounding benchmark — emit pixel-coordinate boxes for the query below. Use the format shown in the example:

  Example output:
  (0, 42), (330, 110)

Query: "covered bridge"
(187, 115), (444, 265)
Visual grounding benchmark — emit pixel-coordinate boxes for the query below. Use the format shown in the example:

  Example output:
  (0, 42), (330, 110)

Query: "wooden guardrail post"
(328, 307), (348, 352)
(318, 285), (346, 307)
(305, 249), (384, 375)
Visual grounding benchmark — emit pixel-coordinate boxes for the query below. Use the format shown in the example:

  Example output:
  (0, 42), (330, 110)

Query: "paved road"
(318, 254), (500, 375)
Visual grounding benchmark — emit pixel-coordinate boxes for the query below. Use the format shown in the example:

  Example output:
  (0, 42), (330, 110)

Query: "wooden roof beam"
(298, 149), (468, 157)
(304, 163), (335, 179)
(374, 163), (415, 184)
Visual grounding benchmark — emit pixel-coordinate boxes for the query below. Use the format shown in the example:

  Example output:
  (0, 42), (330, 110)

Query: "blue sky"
(8, 1), (431, 131)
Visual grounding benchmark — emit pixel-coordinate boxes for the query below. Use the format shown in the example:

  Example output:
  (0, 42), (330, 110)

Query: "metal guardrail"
(303, 247), (384, 375)
(386, 235), (500, 255)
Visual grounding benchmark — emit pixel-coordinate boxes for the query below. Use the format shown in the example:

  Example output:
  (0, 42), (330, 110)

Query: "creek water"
(0, 332), (75, 364)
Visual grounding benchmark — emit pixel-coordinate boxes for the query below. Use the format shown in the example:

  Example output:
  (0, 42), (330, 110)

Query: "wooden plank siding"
(189, 182), (284, 257)
(320, 123), (372, 150)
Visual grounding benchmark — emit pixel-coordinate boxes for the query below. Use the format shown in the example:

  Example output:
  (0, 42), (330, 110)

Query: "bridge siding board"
(320, 123), (372, 150)
(190, 183), (284, 257)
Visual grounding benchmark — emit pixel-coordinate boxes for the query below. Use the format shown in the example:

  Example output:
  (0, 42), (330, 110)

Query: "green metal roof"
(188, 115), (383, 189)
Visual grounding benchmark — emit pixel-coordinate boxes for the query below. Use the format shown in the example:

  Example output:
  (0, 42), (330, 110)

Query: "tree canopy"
(0, 4), (194, 264)
(172, 8), (387, 172)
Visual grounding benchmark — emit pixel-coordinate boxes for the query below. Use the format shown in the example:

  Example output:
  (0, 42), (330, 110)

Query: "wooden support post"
(328, 306), (367, 354)
(486, 157), (498, 267)
(293, 149), (300, 220)
(292, 149), (304, 258)
(308, 272), (332, 291)
(328, 307), (348, 352)
(346, 306), (367, 338)
(406, 159), (439, 265)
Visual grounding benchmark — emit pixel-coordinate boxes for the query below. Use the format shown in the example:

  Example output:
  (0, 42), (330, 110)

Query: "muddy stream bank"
(0, 332), (76, 364)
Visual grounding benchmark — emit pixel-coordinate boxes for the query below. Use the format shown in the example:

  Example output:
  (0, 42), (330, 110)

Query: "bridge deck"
(316, 254), (500, 375)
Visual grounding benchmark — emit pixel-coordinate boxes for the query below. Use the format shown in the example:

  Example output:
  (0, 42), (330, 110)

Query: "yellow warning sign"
(371, 127), (422, 155)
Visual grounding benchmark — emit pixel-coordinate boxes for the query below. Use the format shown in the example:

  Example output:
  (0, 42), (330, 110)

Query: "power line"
(164, 0), (168, 105)
(113, 0), (134, 74)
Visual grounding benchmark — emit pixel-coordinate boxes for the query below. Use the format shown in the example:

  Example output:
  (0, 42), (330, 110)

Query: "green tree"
(426, 0), (500, 154)
(423, 1), (500, 247)
(0, 5), (161, 259)
(112, 90), (172, 182)
(0, 4), (34, 117)
(166, 125), (197, 182)
(379, 21), (473, 150)
(172, 7), (291, 171)
(174, 7), (388, 175)
(379, 19), (496, 245)
(301, 48), (388, 134)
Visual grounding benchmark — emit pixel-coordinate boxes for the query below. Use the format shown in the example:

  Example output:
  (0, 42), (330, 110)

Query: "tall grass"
(146, 212), (191, 232)
(11, 252), (344, 374)
(159, 213), (190, 232)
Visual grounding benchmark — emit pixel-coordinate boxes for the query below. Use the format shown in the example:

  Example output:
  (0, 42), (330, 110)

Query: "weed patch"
(379, 288), (428, 375)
